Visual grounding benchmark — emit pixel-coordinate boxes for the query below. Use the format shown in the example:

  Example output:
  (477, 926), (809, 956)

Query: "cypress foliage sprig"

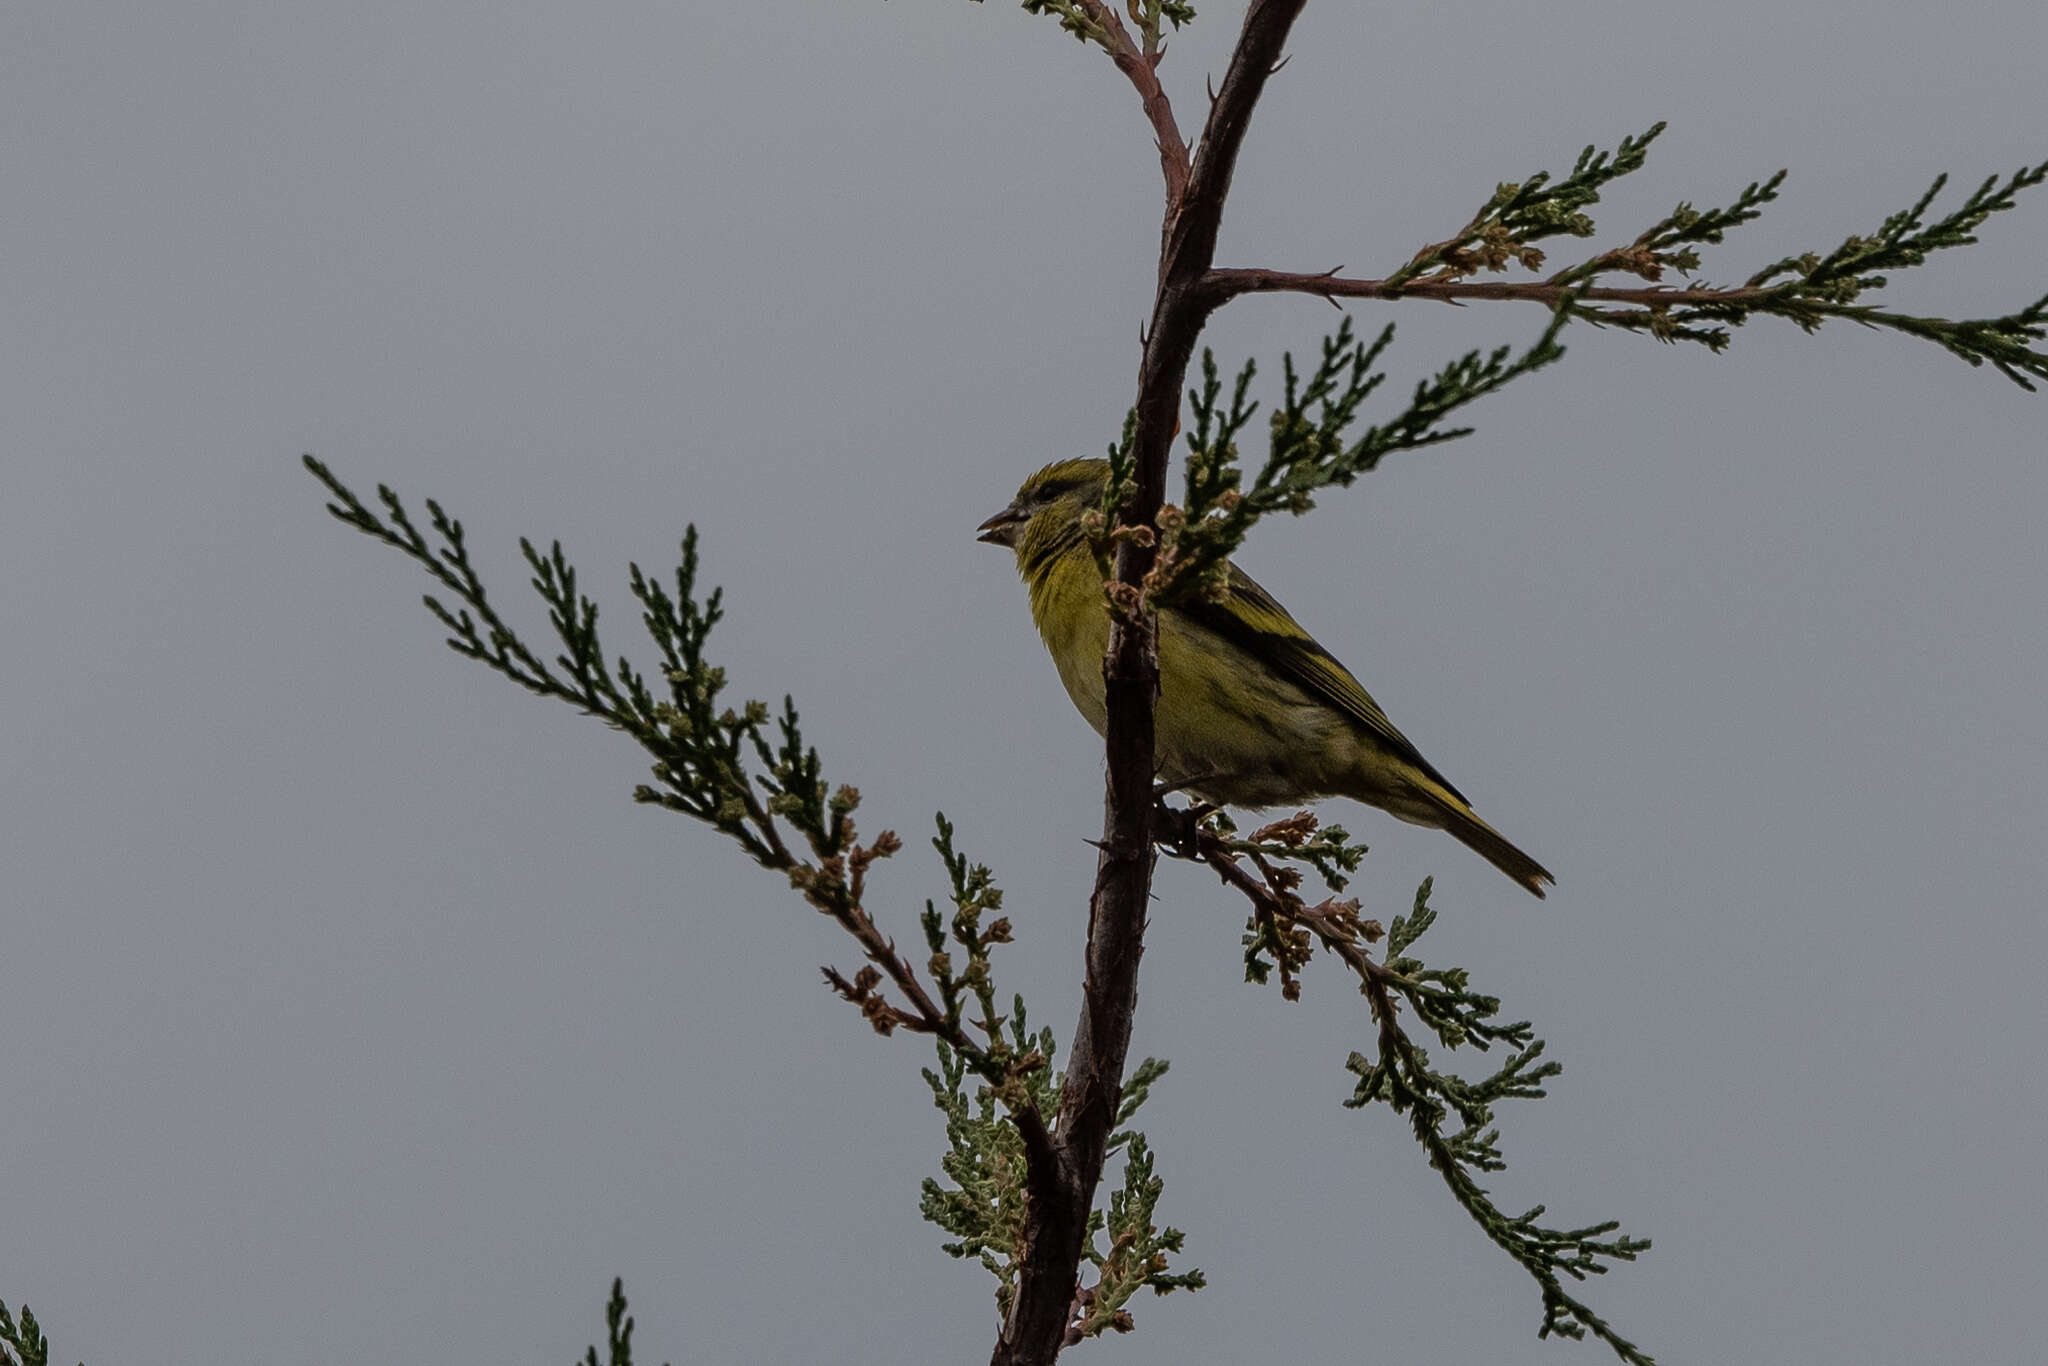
(1588, 160), (2048, 380)
(920, 1025), (1201, 1327)
(1354, 126), (2048, 383)
(1212, 808), (1367, 894)
(1018, 0), (1110, 44)
(303, 456), (1039, 1081)
(0, 1302), (59, 1366)
(916, 815), (1054, 1092)
(1748, 162), (2048, 295)
(1344, 885), (1652, 1364)
(1384, 124), (1671, 289)
(576, 1279), (669, 1366)
(1089, 409), (1143, 589)
(305, 454), (806, 866)
(921, 1023), (1054, 1317)
(1076, 1111), (1206, 1338)
(1546, 170), (1788, 289)
(1188, 828), (1653, 1364)
(1017, 0), (1196, 47)
(1150, 302), (1573, 606)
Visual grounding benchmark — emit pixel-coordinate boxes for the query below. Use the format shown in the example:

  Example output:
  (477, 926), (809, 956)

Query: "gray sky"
(5, 3), (2045, 1362)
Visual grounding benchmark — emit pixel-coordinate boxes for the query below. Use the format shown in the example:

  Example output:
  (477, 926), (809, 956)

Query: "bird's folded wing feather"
(1178, 563), (1468, 805)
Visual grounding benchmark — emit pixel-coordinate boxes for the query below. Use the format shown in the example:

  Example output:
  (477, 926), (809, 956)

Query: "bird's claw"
(1151, 789), (1215, 859)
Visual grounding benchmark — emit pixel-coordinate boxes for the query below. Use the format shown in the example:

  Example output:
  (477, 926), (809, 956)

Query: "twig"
(1074, 0), (1191, 206)
(1207, 267), (1777, 309)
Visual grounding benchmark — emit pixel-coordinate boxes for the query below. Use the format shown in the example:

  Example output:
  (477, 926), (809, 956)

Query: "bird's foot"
(1151, 789), (1216, 859)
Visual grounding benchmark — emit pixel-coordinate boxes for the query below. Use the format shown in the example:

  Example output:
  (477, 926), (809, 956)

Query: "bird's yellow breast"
(1026, 546), (1365, 806)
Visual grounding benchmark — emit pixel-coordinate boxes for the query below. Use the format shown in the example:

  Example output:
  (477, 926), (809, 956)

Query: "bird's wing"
(1179, 562), (1468, 805)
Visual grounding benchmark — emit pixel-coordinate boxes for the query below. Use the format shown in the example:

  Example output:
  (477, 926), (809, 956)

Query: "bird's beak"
(976, 504), (1026, 547)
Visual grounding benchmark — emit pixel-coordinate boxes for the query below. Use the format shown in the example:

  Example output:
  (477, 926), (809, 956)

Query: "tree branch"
(1206, 154), (2048, 387)
(1207, 266), (1778, 309)
(992, 4), (1309, 1364)
(1073, 0), (1190, 207)
(1183, 813), (1655, 1363)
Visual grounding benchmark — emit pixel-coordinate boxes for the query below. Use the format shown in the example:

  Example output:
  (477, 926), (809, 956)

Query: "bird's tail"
(1349, 762), (1556, 898)
(1389, 777), (1553, 898)
(1437, 803), (1553, 899)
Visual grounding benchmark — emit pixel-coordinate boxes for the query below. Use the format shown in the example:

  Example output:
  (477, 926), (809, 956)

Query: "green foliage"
(0, 1302), (68, 1366)
(1076, 1061), (1205, 1337)
(920, 1011), (1061, 1317)
(1011, 0), (1196, 49)
(1749, 164), (2046, 298)
(303, 458), (963, 1032)
(576, 1279), (667, 1366)
(1159, 304), (1573, 601)
(1089, 408), (1143, 582)
(1018, 0), (1112, 44)
(305, 456), (1025, 1048)
(1344, 883), (1653, 1364)
(303, 455), (835, 872)
(922, 1038), (1203, 1332)
(914, 822), (1199, 1327)
(1384, 125), (2048, 384)
(1213, 806), (1366, 893)
(1189, 820), (1652, 1364)
(914, 816), (1053, 1090)
(1221, 810), (1370, 999)
(1386, 123), (1674, 288)
(1721, 163), (2048, 385)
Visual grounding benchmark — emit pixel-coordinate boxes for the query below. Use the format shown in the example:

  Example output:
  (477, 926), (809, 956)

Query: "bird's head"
(975, 458), (1110, 557)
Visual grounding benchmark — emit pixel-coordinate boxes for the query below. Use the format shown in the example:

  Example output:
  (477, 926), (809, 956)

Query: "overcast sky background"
(5, 3), (2045, 1363)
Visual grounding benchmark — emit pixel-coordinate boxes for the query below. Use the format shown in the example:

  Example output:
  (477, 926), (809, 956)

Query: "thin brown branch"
(822, 839), (1052, 1113)
(721, 761), (797, 869)
(992, 5), (1310, 1365)
(1194, 829), (1418, 1063)
(1075, 0), (1190, 207)
(1206, 266), (1777, 310)
(825, 896), (959, 1035)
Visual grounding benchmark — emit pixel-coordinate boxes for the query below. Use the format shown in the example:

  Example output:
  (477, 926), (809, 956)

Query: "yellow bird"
(978, 458), (1553, 897)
